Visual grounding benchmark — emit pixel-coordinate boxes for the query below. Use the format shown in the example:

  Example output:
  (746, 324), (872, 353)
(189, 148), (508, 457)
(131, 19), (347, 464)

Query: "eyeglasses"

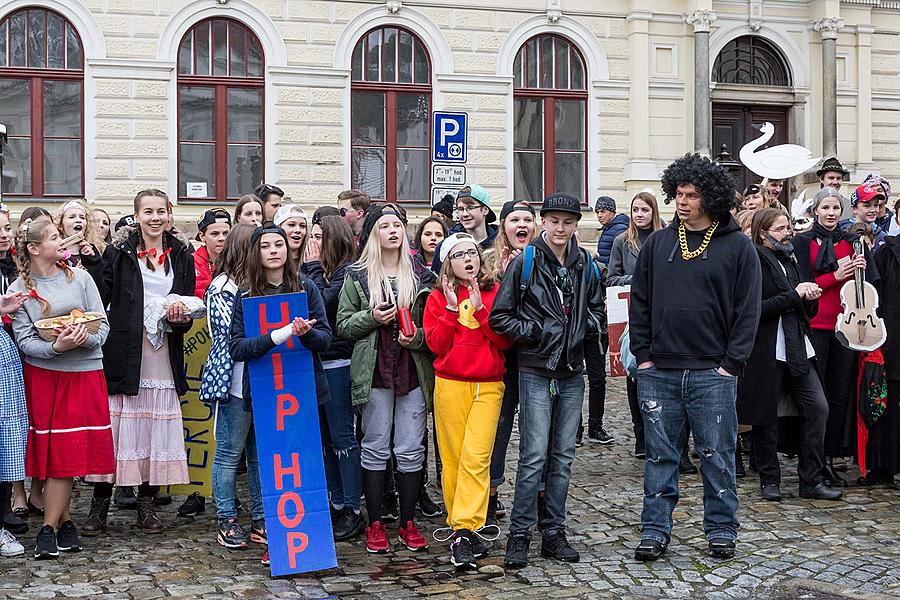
(455, 205), (483, 214)
(556, 267), (573, 295)
(449, 249), (479, 260)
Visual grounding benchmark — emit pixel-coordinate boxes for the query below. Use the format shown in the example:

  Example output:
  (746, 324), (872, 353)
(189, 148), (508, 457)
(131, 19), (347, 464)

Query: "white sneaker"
(0, 528), (25, 557)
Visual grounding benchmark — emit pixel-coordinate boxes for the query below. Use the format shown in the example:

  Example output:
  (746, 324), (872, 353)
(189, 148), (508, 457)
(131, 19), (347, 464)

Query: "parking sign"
(432, 112), (467, 163)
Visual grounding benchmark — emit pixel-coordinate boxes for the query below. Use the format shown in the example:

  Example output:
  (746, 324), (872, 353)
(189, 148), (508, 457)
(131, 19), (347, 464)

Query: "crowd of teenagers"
(0, 154), (898, 572)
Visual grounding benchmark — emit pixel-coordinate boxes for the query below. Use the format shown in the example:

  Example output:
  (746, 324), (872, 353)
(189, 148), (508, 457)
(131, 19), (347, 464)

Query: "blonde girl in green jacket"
(336, 204), (435, 555)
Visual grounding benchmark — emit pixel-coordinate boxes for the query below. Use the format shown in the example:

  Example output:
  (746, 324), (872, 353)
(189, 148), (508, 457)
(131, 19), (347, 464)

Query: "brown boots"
(136, 496), (164, 533)
(81, 496), (110, 536)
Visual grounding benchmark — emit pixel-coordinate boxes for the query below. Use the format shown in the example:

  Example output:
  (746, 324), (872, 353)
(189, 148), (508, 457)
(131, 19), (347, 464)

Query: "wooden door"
(712, 103), (789, 201)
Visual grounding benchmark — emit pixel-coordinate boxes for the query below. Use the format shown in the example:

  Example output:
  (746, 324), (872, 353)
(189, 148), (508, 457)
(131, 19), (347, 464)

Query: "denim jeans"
(637, 367), (739, 544)
(212, 395), (263, 521)
(509, 370), (585, 537)
(489, 361), (520, 488)
(320, 366), (362, 511)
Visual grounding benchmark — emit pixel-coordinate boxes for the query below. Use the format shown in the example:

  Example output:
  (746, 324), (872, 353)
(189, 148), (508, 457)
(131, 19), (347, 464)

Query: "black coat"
(99, 231), (196, 396)
(874, 237), (900, 380)
(303, 260), (353, 362)
(489, 235), (606, 378)
(737, 246), (818, 426)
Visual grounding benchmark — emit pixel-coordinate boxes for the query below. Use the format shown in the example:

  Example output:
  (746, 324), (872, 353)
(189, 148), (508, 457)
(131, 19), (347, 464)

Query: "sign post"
(431, 111), (469, 205)
(243, 293), (337, 576)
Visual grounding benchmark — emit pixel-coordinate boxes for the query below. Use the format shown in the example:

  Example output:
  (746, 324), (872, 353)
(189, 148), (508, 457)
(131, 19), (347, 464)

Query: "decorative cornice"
(686, 9), (717, 33)
(547, 0), (561, 24)
(812, 16), (845, 40)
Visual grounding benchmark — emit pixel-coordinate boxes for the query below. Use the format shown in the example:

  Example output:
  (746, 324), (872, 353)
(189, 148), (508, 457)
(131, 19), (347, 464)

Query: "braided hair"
(133, 189), (172, 274)
(15, 218), (74, 316)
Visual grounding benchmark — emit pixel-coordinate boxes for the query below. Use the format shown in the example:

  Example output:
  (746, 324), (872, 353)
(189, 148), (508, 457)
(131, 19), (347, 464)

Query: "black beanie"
(358, 203), (408, 250)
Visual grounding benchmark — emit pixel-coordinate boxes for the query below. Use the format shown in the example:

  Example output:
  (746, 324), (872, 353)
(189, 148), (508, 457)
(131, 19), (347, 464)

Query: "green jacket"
(336, 265), (436, 410)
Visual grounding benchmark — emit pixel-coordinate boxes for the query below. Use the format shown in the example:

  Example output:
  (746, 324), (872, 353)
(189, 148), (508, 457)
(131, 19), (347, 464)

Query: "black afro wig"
(660, 153), (737, 222)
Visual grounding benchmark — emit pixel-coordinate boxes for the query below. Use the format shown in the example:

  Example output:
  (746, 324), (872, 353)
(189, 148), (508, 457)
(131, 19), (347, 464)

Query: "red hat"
(851, 185), (885, 206)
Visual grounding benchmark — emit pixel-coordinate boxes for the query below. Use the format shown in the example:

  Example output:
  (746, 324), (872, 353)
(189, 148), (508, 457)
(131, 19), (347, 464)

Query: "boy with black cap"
(490, 193), (606, 569)
(594, 196), (629, 266)
(431, 185), (498, 275)
(193, 208), (232, 298)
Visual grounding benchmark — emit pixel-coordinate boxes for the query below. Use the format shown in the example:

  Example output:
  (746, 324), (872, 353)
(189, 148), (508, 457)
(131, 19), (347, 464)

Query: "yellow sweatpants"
(433, 376), (505, 532)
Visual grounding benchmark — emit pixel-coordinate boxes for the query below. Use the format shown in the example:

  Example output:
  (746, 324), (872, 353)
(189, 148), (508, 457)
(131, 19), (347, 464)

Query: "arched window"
(0, 7), (83, 197)
(350, 27), (431, 203)
(513, 34), (587, 204)
(712, 36), (792, 87)
(177, 18), (264, 202)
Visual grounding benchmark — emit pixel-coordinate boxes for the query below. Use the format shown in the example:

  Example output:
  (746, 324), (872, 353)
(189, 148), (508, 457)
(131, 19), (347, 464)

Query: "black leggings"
(93, 482), (158, 499)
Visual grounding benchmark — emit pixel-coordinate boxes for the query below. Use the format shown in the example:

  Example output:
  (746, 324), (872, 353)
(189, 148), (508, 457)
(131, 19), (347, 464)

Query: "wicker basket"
(34, 312), (104, 342)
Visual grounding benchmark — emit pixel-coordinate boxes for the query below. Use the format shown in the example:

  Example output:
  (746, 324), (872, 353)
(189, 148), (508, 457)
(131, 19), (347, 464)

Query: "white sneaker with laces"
(0, 529), (25, 557)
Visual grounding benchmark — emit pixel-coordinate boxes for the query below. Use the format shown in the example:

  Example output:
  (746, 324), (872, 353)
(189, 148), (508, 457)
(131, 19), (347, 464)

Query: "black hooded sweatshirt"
(629, 214), (762, 375)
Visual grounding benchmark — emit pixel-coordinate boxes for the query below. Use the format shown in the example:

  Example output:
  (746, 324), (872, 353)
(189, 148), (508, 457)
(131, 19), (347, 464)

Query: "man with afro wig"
(628, 153), (761, 562)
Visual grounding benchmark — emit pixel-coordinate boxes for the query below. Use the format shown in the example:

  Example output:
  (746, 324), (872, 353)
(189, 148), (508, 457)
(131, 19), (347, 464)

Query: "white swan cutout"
(739, 122), (822, 179)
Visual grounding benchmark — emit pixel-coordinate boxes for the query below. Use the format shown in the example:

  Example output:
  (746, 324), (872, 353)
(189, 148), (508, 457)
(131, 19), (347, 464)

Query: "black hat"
(358, 203), (408, 249)
(816, 157), (849, 178)
(594, 196), (616, 213)
(541, 193), (582, 220)
(499, 200), (535, 222)
(431, 197), (454, 220)
(197, 208), (232, 232)
(115, 215), (135, 231)
(250, 224), (288, 247)
(743, 184), (762, 196)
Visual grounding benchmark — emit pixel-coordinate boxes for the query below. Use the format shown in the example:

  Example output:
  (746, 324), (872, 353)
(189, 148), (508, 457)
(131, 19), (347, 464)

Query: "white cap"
(272, 204), (307, 227)
(438, 232), (478, 264)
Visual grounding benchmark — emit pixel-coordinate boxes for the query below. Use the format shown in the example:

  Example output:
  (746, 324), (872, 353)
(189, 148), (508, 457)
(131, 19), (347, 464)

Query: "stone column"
(686, 9), (717, 156)
(813, 16), (844, 158)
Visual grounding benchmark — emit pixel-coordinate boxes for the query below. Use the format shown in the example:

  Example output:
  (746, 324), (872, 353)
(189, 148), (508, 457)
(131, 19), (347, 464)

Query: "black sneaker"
(332, 508), (364, 542)
(114, 486), (138, 510)
(382, 491), (398, 523)
(471, 526), (496, 559)
(251, 519), (267, 545)
(418, 486), (443, 517)
(177, 493), (206, 517)
(634, 538), (667, 562)
(575, 426), (583, 448)
(3, 511), (28, 535)
(503, 533), (530, 569)
(708, 538), (736, 559)
(596, 428), (614, 445)
(33, 525), (58, 560)
(485, 495), (498, 527)
(540, 530), (580, 562)
(217, 519), (248, 549)
(55, 521), (82, 553)
(153, 493), (173, 507)
(679, 453), (699, 475)
(450, 529), (476, 570)
(633, 430), (646, 459)
(495, 498), (506, 519)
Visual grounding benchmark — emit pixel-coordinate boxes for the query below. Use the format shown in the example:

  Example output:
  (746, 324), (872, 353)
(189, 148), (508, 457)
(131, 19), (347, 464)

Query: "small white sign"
(186, 182), (208, 198)
(431, 187), (458, 206)
(432, 164), (466, 186)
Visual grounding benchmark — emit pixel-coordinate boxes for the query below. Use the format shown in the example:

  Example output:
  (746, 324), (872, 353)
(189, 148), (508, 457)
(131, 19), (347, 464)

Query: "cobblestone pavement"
(3, 378), (899, 599)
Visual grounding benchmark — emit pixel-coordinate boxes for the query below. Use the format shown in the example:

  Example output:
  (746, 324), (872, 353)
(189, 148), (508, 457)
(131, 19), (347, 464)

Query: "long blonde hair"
(54, 200), (102, 250)
(354, 215), (418, 309)
(15, 219), (74, 315)
(624, 192), (664, 250)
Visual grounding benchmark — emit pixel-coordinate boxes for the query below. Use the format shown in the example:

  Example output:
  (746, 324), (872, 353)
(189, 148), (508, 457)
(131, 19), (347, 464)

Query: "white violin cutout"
(739, 122), (822, 179)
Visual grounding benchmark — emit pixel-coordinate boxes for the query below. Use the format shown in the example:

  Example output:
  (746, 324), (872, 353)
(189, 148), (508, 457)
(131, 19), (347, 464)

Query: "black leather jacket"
(489, 236), (607, 378)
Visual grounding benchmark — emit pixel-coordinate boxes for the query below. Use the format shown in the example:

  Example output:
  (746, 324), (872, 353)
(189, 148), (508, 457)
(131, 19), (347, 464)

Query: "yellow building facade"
(0, 0), (897, 224)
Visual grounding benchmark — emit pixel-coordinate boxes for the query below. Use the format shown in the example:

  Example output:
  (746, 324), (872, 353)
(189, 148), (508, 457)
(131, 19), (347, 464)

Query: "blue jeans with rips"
(509, 370), (585, 538)
(637, 366), (740, 544)
(212, 395), (263, 522)
(320, 366), (362, 511)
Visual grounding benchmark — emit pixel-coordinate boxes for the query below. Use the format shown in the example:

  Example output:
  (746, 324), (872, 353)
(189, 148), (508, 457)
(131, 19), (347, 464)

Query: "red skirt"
(25, 364), (115, 479)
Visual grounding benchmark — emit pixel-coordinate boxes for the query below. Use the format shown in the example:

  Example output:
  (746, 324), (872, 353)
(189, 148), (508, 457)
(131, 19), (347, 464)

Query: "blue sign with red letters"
(243, 292), (337, 576)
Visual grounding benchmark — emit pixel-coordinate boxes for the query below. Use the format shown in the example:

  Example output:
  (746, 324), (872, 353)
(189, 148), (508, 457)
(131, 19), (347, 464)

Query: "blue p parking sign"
(432, 111), (467, 163)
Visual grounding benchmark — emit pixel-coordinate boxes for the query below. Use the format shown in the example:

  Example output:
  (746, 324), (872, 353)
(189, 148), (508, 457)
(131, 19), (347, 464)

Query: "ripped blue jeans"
(636, 366), (739, 544)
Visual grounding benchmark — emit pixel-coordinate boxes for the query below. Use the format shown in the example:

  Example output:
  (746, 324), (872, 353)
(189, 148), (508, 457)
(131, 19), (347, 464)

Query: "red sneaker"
(365, 521), (389, 554)
(398, 520), (429, 551)
(260, 550), (270, 566)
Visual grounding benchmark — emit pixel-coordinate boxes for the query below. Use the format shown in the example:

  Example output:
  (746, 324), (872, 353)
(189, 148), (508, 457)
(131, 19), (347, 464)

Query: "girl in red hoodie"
(423, 232), (511, 570)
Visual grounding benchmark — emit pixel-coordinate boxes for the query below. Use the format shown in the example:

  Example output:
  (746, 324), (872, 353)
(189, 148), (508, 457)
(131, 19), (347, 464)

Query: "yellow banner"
(167, 318), (215, 496)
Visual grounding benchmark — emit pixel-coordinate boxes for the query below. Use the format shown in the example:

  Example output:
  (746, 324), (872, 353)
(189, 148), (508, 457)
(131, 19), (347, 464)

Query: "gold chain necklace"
(679, 220), (719, 260)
